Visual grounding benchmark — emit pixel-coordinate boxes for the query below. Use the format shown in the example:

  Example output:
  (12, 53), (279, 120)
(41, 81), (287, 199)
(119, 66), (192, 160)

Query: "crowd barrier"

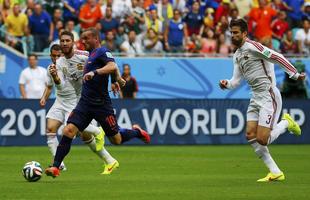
(0, 99), (309, 146)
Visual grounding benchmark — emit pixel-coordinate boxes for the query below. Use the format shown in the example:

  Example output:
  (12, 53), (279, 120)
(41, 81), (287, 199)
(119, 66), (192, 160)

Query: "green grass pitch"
(0, 145), (309, 200)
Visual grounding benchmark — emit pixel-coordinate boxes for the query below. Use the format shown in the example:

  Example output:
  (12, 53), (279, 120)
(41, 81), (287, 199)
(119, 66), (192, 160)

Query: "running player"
(40, 41), (118, 175)
(45, 28), (150, 178)
(219, 19), (306, 182)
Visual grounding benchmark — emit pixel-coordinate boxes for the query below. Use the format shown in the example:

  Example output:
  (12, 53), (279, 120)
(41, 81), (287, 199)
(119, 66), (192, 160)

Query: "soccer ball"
(22, 161), (43, 182)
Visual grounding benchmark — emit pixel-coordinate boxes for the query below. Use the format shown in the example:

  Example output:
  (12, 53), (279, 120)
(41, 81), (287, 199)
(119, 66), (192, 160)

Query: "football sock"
(268, 120), (288, 144)
(249, 139), (282, 174)
(46, 134), (58, 156)
(53, 135), (73, 168)
(84, 136), (115, 164)
(119, 128), (140, 143)
(84, 124), (101, 136)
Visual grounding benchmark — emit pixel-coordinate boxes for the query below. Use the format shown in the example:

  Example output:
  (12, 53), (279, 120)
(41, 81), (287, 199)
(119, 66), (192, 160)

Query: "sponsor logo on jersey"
(76, 63), (84, 70)
(263, 50), (271, 58)
(106, 52), (114, 58)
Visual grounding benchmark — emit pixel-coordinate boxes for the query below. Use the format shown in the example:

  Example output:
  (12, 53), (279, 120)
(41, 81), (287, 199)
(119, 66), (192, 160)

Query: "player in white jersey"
(40, 42), (118, 175)
(219, 19), (306, 182)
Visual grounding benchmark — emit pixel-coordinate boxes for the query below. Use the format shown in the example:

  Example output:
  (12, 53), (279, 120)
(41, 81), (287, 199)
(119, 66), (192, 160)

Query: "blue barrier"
(0, 99), (309, 146)
(0, 44), (309, 98)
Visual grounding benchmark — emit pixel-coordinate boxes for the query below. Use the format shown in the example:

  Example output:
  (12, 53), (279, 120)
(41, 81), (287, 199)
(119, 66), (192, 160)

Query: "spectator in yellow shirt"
(4, 3), (28, 52)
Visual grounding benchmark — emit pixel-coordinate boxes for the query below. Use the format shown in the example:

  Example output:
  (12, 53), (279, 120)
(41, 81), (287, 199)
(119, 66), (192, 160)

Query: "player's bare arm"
(40, 86), (53, 107)
(49, 64), (61, 85)
(115, 65), (126, 87)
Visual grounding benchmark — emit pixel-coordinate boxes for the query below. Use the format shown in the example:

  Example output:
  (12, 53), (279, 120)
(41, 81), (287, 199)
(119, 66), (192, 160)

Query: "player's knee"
(246, 131), (256, 141)
(256, 136), (268, 146)
(63, 126), (76, 138)
(80, 132), (92, 142)
(46, 126), (57, 134)
(110, 140), (122, 145)
(109, 137), (122, 145)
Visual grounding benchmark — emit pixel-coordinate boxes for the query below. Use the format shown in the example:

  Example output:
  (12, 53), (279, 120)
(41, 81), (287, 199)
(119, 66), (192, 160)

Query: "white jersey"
(46, 50), (89, 120)
(19, 66), (47, 99)
(226, 38), (300, 95)
(56, 50), (89, 100)
(46, 63), (76, 101)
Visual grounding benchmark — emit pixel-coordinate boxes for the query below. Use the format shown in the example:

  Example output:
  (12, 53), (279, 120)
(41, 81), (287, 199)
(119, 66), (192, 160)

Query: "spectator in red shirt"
(215, 0), (231, 23)
(271, 11), (289, 41)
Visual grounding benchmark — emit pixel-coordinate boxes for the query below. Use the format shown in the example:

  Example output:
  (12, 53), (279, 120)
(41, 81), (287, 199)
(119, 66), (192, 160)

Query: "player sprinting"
(45, 28), (150, 178)
(40, 37), (118, 175)
(219, 19), (306, 182)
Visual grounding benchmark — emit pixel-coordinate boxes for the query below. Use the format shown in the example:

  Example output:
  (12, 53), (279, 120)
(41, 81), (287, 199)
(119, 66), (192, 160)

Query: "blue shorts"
(67, 99), (119, 137)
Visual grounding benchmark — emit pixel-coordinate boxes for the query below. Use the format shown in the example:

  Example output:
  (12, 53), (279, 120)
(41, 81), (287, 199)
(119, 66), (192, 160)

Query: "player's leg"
(45, 102), (93, 177)
(83, 121), (105, 151)
(246, 102), (284, 182)
(80, 132), (119, 175)
(256, 88), (298, 145)
(45, 123), (80, 177)
(271, 88), (301, 137)
(95, 110), (150, 145)
(46, 118), (67, 170)
(46, 104), (67, 170)
(46, 118), (62, 158)
(247, 121), (284, 182)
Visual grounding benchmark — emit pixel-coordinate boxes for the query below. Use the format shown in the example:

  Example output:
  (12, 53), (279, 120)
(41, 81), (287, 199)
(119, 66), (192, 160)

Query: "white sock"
(268, 120), (289, 144)
(47, 134), (58, 156)
(47, 134), (66, 169)
(83, 124), (100, 136)
(85, 137), (116, 164)
(249, 139), (282, 174)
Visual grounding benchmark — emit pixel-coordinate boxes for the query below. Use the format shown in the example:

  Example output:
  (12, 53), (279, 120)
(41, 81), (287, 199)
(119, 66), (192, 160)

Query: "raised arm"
(248, 40), (305, 80)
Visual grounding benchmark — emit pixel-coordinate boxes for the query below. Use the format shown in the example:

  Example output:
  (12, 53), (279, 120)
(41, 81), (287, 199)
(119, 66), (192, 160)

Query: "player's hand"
(39, 98), (46, 107)
(111, 82), (121, 96)
(297, 72), (306, 81)
(49, 64), (57, 76)
(219, 80), (228, 90)
(83, 71), (95, 81)
(117, 77), (126, 87)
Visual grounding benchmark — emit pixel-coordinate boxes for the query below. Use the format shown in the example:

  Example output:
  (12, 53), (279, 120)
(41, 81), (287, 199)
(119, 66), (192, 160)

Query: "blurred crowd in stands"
(0, 0), (310, 57)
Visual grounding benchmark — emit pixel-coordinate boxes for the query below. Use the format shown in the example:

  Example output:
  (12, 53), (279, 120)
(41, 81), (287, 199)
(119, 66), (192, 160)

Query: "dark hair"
(229, 18), (248, 33)
(60, 30), (74, 41)
(83, 27), (100, 40)
(50, 44), (61, 53)
(28, 54), (37, 60)
(302, 17), (310, 23)
(122, 64), (131, 76)
(123, 63), (130, 68)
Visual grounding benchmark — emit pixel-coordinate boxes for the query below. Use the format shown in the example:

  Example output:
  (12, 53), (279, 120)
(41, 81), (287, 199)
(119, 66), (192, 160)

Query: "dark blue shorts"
(67, 100), (119, 137)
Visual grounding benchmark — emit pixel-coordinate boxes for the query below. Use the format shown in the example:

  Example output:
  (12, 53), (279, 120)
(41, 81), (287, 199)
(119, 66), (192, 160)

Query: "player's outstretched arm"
(83, 62), (118, 81)
(249, 41), (305, 80)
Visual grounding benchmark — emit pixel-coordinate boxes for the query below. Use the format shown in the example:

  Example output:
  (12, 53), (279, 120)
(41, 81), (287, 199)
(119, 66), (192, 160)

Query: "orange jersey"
(79, 3), (102, 29)
(248, 7), (277, 39)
